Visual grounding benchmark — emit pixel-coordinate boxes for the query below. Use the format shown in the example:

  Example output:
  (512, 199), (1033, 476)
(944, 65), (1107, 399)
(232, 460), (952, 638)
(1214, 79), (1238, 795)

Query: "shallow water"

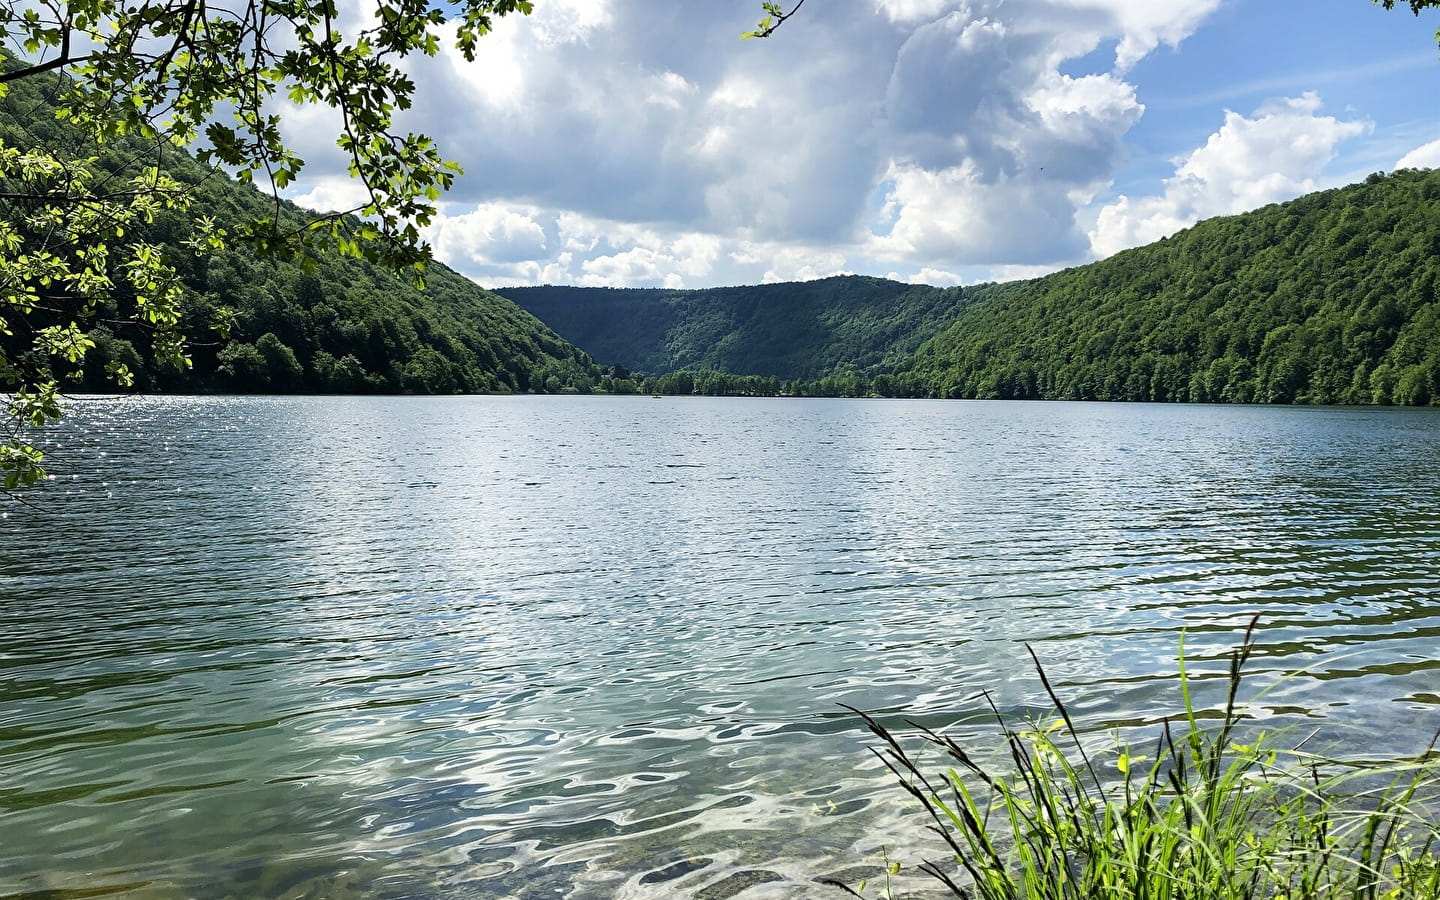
(2, 396), (1438, 898)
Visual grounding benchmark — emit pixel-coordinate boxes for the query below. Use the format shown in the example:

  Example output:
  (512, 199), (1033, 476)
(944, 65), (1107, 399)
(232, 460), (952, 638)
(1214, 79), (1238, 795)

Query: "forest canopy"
(508, 170), (1440, 408)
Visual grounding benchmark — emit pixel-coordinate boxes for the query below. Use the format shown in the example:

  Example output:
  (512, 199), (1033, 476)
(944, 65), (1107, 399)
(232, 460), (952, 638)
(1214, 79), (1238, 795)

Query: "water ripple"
(1, 397), (1437, 898)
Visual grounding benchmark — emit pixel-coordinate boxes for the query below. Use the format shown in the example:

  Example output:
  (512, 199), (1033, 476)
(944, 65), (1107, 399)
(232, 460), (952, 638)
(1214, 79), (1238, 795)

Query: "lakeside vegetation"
(839, 621), (1440, 900)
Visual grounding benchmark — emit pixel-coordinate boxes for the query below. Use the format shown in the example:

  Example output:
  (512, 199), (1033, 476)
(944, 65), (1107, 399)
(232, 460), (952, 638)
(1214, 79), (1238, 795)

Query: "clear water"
(2, 396), (1438, 899)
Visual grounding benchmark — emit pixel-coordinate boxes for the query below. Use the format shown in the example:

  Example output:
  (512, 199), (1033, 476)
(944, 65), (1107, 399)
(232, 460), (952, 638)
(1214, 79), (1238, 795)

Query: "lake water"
(2, 396), (1438, 899)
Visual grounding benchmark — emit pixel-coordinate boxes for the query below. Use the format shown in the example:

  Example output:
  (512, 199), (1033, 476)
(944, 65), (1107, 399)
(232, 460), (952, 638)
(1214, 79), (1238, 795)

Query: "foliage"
(496, 276), (972, 382)
(837, 620), (1440, 900)
(0, 72), (616, 473)
(1, 0), (532, 269)
(743, 1), (807, 39)
(0, 0), (535, 489)
(899, 169), (1440, 406)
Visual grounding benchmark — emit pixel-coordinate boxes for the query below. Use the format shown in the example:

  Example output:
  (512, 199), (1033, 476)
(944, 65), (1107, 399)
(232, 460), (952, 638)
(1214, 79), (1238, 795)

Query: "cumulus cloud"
(426, 204), (549, 268)
(985, 262), (1072, 282)
(730, 242), (852, 284)
(867, 4), (1147, 266)
(871, 162), (1092, 263)
(889, 267), (967, 286)
(428, 207), (729, 288)
(1089, 94), (1371, 259)
(282, 0), (1290, 287)
(1062, 0), (1226, 71)
(874, 0), (953, 24)
(1396, 138), (1440, 169)
(286, 178), (370, 215)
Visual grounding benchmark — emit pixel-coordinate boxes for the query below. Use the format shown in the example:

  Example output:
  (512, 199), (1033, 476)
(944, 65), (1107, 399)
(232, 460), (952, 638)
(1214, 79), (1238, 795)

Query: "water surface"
(2, 397), (1438, 898)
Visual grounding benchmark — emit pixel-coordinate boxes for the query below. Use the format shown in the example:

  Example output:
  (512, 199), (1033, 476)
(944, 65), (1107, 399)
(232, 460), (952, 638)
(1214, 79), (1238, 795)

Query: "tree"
(0, 0), (535, 490)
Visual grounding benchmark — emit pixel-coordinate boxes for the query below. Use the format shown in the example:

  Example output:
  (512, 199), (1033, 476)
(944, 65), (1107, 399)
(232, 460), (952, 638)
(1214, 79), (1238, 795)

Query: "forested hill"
(898, 169), (1440, 405)
(1, 68), (605, 395)
(493, 277), (971, 380)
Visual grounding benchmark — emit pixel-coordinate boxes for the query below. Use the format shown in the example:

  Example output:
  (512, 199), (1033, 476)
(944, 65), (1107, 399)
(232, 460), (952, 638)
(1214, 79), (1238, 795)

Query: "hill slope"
(898, 169), (1440, 405)
(494, 277), (971, 380)
(1, 67), (604, 395)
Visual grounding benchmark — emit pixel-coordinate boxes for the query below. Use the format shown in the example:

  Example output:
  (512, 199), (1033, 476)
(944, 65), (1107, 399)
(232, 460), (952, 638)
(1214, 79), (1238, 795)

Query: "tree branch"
(0, 53), (91, 84)
(745, 0), (807, 39)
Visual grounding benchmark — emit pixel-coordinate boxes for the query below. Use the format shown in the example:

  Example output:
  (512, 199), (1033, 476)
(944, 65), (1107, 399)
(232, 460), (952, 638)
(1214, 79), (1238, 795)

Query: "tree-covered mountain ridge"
(493, 276), (972, 382)
(1, 68), (611, 397)
(900, 168), (1440, 405)
(503, 169), (1440, 405)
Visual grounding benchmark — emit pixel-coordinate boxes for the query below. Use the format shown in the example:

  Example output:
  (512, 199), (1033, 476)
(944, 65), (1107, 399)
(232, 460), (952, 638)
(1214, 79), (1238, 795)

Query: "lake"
(2, 396), (1438, 898)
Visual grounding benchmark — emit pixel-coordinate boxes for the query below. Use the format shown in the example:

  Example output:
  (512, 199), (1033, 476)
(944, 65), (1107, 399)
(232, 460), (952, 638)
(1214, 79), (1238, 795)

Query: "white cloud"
(908, 267), (967, 286)
(575, 231), (722, 287)
(439, 210), (726, 288)
(868, 9), (1146, 267)
(646, 71), (697, 110)
(874, 0), (953, 23)
(1027, 72), (1141, 145)
(278, 0), (1434, 290)
(985, 261), (1071, 282)
(1396, 138), (1440, 169)
(725, 240), (846, 282)
(1059, 0), (1225, 71)
(870, 161), (1092, 264)
(285, 178), (369, 215)
(427, 203), (549, 268)
(1089, 93), (1371, 259)
(358, 0), (1232, 285)
(529, 0), (612, 45)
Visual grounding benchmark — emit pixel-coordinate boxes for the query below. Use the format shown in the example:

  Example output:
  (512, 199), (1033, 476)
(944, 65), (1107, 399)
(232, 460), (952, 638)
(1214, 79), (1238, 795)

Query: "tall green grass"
(836, 619), (1440, 899)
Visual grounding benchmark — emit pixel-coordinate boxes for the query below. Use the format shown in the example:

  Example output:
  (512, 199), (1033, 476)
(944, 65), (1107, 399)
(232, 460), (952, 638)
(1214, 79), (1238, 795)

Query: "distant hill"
(1, 67), (606, 395)
(499, 169), (1440, 405)
(897, 169), (1440, 405)
(494, 276), (972, 381)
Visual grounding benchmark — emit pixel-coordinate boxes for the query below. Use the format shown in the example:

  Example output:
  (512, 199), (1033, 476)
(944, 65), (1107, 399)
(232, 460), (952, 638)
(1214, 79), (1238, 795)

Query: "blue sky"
(284, 0), (1440, 289)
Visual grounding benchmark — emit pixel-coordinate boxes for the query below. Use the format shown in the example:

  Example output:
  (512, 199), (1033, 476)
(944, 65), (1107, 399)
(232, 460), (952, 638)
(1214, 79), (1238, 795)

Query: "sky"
(283, 0), (1440, 290)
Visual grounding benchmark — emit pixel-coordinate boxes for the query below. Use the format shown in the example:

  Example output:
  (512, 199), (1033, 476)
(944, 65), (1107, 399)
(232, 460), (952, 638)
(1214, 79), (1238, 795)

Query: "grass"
(833, 618), (1440, 900)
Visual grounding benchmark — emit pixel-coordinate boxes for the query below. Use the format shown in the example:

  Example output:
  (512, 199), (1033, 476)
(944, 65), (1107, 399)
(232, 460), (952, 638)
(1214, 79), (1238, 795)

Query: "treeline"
(494, 277), (971, 381)
(900, 169), (1440, 405)
(2, 69), (608, 397)
(531, 368), (865, 398)
(637, 369), (869, 397)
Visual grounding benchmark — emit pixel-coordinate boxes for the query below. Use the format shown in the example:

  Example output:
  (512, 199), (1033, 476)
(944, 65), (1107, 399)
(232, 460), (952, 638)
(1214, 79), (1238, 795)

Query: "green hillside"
(1, 68), (605, 396)
(900, 169), (1440, 405)
(494, 276), (971, 380)
(498, 170), (1440, 405)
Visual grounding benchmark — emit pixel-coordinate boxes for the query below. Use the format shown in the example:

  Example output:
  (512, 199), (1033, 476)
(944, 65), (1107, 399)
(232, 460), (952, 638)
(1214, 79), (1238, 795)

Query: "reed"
(835, 618), (1440, 900)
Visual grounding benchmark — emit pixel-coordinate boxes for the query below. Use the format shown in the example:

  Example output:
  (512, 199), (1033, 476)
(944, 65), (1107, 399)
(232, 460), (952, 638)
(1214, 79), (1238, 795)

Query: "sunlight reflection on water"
(1, 396), (1438, 898)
